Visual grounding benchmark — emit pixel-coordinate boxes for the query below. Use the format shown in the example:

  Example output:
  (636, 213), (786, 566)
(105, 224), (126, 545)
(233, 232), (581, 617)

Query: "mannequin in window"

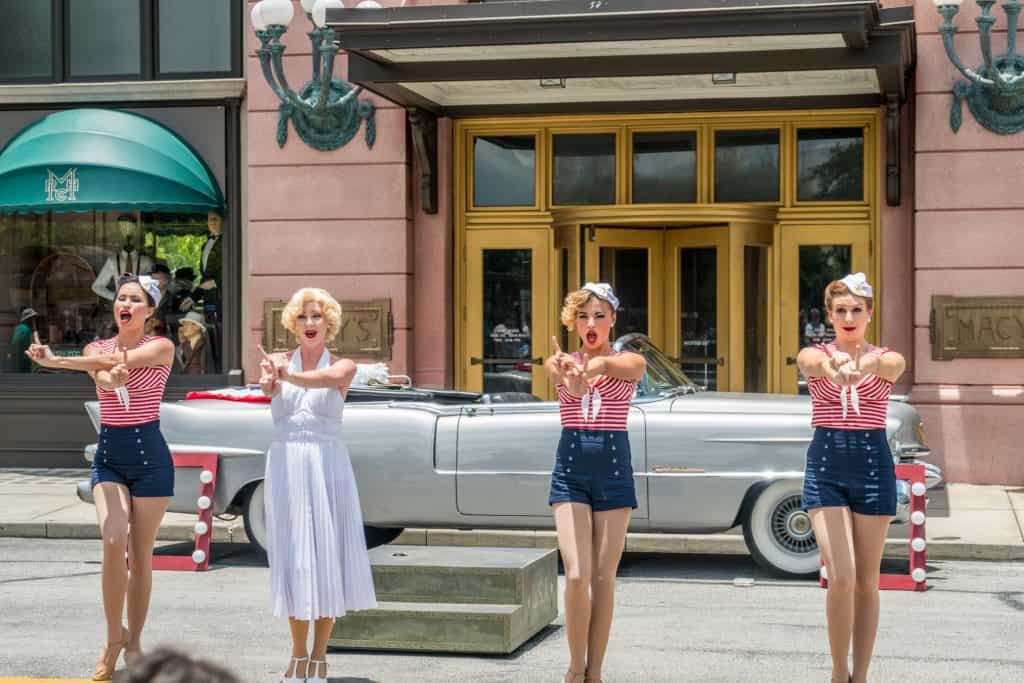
(175, 312), (211, 375)
(91, 215), (154, 301)
(198, 212), (222, 308)
(198, 212), (223, 370)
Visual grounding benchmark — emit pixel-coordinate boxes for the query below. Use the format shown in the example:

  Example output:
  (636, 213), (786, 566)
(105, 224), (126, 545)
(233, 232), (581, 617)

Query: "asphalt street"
(0, 539), (1021, 682)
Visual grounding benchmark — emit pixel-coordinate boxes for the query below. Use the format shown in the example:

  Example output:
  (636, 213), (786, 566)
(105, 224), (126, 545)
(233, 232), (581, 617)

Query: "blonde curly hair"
(280, 287), (342, 342)
(824, 280), (873, 313)
(559, 289), (615, 330)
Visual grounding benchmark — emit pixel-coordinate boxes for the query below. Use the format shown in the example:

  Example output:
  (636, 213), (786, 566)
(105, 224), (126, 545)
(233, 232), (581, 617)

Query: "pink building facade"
(240, 0), (1024, 485)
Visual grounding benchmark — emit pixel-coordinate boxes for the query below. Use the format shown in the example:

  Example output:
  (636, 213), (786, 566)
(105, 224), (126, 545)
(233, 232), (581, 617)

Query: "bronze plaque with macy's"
(931, 295), (1024, 360)
(262, 298), (392, 360)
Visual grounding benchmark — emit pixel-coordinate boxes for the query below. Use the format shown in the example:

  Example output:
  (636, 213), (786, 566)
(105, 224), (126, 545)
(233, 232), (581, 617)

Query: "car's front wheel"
(742, 479), (819, 578)
(242, 480), (267, 554)
(243, 480), (405, 554)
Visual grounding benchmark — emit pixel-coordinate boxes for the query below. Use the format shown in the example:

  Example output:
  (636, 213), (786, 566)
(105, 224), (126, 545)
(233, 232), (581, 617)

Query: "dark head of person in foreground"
(118, 647), (241, 683)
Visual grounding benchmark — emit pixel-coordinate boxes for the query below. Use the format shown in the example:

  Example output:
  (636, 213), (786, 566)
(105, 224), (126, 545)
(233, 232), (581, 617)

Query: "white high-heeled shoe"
(307, 658), (327, 683)
(282, 655), (308, 683)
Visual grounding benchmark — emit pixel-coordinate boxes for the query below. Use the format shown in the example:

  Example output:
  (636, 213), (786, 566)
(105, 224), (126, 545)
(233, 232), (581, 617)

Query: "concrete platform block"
(368, 545), (557, 605)
(331, 546), (558, 654)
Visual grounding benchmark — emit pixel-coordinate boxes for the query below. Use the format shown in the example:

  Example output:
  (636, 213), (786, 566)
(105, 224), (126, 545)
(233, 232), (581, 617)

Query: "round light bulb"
(192, 549), (207, 565)
(251, 2), (268, 31)
(911, 481), (926, 497)
(911, 567), (926, 583)
(313, 0), (344, 28)
(301, 0), (320, 13)
(911, 537), (927, 553)
(932, 0), (963, 6)
(261, 0), (295, 28)
(199, 469), (214, 484)
(194, 521), (209, 536)
(820, 566), (828, 581)
(356, 1), (383, 7)
(911, 510), (926, 526)
(197, 495), (212, 510)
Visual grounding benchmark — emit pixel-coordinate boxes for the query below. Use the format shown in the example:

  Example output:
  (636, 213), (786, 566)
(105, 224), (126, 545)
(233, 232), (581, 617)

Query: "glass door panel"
(678, 247), (719, 390)
(744, 245), (769, 393)
(780, 226), (870, 394)
(665, 227), (730, 391)
(584, 228), (664, 348)
(600, 247), (649, 340)
(465, 230), (550, 397)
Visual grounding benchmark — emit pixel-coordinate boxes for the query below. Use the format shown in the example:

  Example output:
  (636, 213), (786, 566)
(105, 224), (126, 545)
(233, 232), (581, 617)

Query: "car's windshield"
(614, 333), (699, 399)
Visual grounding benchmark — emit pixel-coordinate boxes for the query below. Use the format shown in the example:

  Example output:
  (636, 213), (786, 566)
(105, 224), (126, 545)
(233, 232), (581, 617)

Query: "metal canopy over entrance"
(327, 0), (914, 116)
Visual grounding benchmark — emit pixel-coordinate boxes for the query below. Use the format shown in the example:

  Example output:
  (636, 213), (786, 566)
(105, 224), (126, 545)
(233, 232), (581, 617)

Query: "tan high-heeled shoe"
(91, 626), (129, 681)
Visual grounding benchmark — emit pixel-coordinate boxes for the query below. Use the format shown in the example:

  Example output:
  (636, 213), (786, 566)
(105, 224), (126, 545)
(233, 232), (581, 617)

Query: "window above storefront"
(464, 113), (872, 211)
(0, 0), (241, 85)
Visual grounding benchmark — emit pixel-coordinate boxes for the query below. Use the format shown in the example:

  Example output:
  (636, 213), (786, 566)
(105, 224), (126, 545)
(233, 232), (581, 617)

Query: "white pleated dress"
(264, 349), (377, 620)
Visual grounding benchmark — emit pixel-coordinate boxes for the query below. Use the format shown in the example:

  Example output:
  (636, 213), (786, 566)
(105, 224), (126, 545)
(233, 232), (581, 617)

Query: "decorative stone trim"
(0, 79), (246, 105)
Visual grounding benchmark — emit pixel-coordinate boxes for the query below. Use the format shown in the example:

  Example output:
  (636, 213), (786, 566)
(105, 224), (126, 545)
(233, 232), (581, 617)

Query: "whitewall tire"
(243, 480), (267, 554)
(742, 479), (820, 578)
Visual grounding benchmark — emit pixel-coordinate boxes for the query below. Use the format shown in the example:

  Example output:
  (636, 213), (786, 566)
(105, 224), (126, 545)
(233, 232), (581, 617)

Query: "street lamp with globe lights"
(251, 0), (376, 150)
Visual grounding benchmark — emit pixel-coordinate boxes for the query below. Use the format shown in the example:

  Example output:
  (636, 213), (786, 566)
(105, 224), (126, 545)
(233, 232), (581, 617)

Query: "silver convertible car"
(76, 334), (940, 578)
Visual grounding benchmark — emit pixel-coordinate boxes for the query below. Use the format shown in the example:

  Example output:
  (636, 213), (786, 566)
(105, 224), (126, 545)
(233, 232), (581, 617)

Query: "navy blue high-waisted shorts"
(91, 420), (175, 498)
(549, 429), (637, 512)
(802, 427), (896, 516)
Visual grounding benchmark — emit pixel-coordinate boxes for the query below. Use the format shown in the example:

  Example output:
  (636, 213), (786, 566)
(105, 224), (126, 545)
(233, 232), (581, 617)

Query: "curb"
(3, 523), (1022, 562)
(0, 521), (244, 544)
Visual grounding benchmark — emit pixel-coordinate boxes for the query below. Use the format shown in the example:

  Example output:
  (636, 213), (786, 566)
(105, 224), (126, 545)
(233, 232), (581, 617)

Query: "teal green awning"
(0, 108), (224, 215)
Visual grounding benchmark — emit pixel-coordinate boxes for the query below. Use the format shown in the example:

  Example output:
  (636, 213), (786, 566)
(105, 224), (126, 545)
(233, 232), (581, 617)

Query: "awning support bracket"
(408, 107), (438, 215)
(885, 93), (901, 207)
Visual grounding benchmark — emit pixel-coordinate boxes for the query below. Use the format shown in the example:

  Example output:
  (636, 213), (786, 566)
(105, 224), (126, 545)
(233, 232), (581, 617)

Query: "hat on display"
(840, 272), (873, 298)
(19, 307), (39, 322)
(581, 282), (620, 311)
(180, 311), (206, 331)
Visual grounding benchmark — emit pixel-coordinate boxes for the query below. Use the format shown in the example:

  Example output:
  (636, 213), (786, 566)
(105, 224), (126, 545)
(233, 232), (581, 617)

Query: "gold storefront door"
(664, 227), (730, 392)
(582, 228), (665, 347)
(779, 225), (871, 395)
(464, 229), (551, 397)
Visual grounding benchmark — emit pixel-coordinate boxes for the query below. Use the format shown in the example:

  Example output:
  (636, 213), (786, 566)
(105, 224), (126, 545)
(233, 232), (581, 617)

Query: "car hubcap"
(771, 495), (817, 555)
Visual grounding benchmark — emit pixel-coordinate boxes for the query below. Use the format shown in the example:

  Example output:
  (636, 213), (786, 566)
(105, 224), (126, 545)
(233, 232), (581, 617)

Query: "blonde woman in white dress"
(258, 288), (376, 683)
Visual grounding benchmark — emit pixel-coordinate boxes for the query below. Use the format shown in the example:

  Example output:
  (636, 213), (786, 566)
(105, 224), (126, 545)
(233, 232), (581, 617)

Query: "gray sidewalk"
(1, 468), (1022, 562)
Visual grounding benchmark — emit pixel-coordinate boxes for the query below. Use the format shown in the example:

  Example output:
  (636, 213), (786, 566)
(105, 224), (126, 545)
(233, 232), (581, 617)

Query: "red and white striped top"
(807, 343), (893, 430)
(94, 336), (171, 426)
(556, 352), (637, 431)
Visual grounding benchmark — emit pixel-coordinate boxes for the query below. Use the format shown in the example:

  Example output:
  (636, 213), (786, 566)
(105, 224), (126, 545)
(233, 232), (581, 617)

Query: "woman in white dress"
(257, 287), (376, 683)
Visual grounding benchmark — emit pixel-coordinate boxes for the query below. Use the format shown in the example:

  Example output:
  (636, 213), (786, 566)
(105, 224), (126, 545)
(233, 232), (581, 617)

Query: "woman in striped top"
(544, 282), (645, 683)
(795, 273), (906, 683)
(26, 274), (175, 681)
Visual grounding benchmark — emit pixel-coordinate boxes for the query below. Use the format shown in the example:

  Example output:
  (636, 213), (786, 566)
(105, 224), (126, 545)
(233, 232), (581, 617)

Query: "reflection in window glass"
(482, 250), (532, 394)
(715, 130), (779, 202)
(632, 131), (697, 203)
(679, 248), (717, 390)
(0, 211), (224, 375)
(553, 134), (616, 205)
(798, 128), (864, 202)
(0, 3), (53, 81)
(599, 248), (648, 338)
(744, 246), (768, 393)
(797, 245), (851, 394)
(69, 0), (142, 78)
(159, 0), (233, 75)
(473, 136), (536, 207)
